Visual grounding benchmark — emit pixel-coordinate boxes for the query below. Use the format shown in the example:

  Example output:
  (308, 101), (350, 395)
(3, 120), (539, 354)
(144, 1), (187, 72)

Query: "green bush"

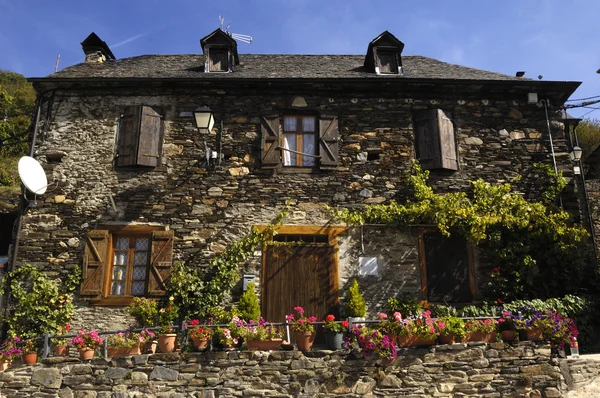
(386, 297), (423, 317)
(126, 297), (159, 327)
(237, 281), (261, 322)
(344, 279), (366, 317)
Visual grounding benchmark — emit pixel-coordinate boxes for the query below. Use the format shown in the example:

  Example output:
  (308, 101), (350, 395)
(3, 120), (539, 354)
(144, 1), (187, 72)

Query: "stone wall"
(0, 342), (595, 397)
(12, 86), (576, 330)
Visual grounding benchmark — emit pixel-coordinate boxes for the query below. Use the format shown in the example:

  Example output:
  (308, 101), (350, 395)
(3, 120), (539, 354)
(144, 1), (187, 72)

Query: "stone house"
(8, 29), (582, 331)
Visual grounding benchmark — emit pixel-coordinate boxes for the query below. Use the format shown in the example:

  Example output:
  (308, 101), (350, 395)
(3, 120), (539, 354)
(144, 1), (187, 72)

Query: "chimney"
(81, 32), (116, 63)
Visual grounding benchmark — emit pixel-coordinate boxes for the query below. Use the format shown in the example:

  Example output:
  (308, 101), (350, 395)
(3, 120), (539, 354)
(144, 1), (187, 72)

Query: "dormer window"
(200, 28), (239, 73)
(364, 31), (404, 75)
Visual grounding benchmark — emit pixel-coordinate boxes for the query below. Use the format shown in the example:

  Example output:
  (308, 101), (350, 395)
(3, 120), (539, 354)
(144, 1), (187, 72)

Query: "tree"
(237, 282), (261, 322)
(575, 118), (600, 160)
(0, 69), (35, 156)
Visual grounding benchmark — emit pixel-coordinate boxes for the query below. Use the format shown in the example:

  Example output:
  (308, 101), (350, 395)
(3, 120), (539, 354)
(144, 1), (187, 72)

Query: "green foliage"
(126, 297), (159, 327)
(435, 316), (466, 337)
(332, 162), (593, 301)
(386, 297), (423, 317)
(0, 70), (35, 156)
(344, 279), (366, 317)
(574, 118), (600, 160)
(168, 208), (288, 320)
(1, 263), (74, 338)
(237, 282), (261, 322)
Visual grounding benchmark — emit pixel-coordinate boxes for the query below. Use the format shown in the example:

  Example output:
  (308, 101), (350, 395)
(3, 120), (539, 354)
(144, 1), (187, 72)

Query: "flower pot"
(525, 328), (544, 342)
(158, 334), (177, 353)
(191, 337), (210, 351)
(54, 345), (70, 357)
(0, 360), (10, 371)
(500, 330), (517, 343)
(295, 332), (315, 351)
(324, 332), (344, 350)
(397, 335), (416, 348)
(142, 340), (157, 354)
(22, 353), (37, 365)
(246, 339), (282, 351)
(438, 333), (457, 345)
(107, 347), (123, 358)
(413, 337), (435, 347)
(78, 348), (95, 360)
(466, 332), (496, 343)
(128, 345), (141, 356)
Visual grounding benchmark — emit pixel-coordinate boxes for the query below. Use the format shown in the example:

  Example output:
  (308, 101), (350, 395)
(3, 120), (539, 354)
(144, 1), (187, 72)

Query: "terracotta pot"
(54, 345), (70, 357)
(438, 333), (457, 345)
(396, 335), (434, 347)
(142, 341), (157, 354)
(246, 339), (282, 351)
(500, 330), (517, 342)
(0, 361), (10, 371)
(107, 347), (124, 358)
(466, 331), (497, 343)
(295, 332), (315, 351)
(191, 337), (210, 350)
(413, 337), (435, 347)
(22, 353), (38, 365)
(525, 328), (544, 342)
(128, 345), (141, 356)
(158, 334), (177, 353)
(78, 348), (95, 360)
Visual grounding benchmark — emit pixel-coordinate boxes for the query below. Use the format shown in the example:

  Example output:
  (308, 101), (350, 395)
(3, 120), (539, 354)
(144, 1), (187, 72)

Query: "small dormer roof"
(81, 32), (116, 60)
(200, 28), (239, 65)
(364, 30), (404, 71)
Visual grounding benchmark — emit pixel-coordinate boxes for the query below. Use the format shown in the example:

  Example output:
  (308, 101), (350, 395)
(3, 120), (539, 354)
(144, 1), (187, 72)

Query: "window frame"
(415, 227), (476, 304)
(281, 114), (318, 168)
(207, 47), (230, 73)
(375, 48), (399, 74)
(108, 233), (151, 298)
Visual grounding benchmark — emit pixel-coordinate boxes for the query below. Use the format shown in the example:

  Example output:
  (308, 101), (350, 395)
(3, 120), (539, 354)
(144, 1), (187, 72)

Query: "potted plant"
(126, 297), (159, 327)
(157, 301), (179, 353)
(242, 318), (283, 351)
(106, 331), (142, 357)
(237, 281), (261, 322)
(377, 312), (402, 347)
(70, 329), (104, 360)
(344, 279), (366, 324)
(464, 318), (497, 342)
(0, 337), (22, 370)
(286, 306), (317, 351)
(140, 328), (157, 354)
(187, 320), (213, 351)
(517, 311), (548, 342)
(397, 310), (436, 347)
(497, 310), (519, 342)
(215, 327), (241, 350)
(435, 316), (466, 345)
(323, 314), (347, 350)
(347, 325), (397, 361)
(544, 311), (579, 351)
(20, 339), (38, 365)
(53, 324), (71, 357)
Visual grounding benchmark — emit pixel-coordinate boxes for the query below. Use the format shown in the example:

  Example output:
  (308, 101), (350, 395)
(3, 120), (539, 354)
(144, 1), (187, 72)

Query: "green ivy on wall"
(331, 162), (595, 301)
(167, 207), (288, 320)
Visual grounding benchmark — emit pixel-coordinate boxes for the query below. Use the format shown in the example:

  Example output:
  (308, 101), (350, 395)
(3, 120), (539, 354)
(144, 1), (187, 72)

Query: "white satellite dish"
(18, 156), (48, 195)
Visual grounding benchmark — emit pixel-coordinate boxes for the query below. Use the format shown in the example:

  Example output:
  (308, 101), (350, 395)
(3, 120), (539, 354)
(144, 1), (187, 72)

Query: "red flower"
(65, 325), (71, 331)
(492, 267), (500, 274)
(325, 314), (335, 322)
(341, 320), (349, 328)
(497, 298), (503, 304)
(189, 319), (200, 326)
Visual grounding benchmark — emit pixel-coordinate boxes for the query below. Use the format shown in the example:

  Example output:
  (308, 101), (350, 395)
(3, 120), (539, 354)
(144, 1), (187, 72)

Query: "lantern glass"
(572, 146), (583, 161)
(193, 107), (215, 134)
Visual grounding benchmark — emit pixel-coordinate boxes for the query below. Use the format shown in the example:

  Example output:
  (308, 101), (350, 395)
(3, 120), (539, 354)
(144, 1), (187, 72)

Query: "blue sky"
(1, 0), (599, 117)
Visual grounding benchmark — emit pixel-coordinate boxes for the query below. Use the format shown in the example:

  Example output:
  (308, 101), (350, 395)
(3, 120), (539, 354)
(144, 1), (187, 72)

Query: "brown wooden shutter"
(137, 106), (162, 167)
(147, 230), (174, 296)
(116, 107), (140, 167)
(318, 114), (339, 170)
(80, 230), (110, 299)
(437, 109), (458, 170)
(260, 115), (281, 167)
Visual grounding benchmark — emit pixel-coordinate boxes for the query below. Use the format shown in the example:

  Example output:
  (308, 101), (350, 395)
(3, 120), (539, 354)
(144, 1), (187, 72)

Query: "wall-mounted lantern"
(193, 106), (215, 134)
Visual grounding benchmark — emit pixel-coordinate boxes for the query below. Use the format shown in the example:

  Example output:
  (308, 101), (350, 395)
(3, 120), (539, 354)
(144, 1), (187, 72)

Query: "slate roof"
(47, 54), (525, 81)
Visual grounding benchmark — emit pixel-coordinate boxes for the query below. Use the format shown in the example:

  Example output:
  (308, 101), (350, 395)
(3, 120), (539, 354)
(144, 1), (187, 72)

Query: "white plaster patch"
(358, 256), (379, 277)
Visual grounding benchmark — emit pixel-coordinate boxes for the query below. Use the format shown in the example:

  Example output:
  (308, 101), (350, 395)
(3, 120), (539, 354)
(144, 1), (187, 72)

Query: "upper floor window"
(260, 113), (339, 170)
(208, 48), (229, 72)
(116, 105), (163, 168)
(413, 109), (458, 171)
(376, 49), (399, 74)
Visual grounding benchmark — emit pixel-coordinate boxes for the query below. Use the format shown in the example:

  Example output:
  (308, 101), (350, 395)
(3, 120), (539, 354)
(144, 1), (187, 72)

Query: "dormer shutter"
(319, 114), (339, 170)
(261, 115), (281, 167)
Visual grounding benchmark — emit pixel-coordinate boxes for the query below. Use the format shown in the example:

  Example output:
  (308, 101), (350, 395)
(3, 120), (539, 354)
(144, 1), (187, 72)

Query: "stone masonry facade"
(0, 342), (596, 397)
(14, 84), (576, 331)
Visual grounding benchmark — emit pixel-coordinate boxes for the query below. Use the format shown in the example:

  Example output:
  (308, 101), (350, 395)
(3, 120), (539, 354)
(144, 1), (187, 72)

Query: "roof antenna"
(54, 54), (60, 73)
(218, 14), (253, 44)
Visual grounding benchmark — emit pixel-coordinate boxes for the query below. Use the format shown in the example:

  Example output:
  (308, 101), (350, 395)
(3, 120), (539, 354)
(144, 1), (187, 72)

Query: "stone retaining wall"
(1, 342), (597, 397)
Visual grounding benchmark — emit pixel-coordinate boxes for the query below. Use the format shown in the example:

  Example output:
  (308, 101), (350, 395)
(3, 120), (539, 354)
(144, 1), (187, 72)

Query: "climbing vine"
(167, 207), (288, 320)
(331, 162), (594, 300)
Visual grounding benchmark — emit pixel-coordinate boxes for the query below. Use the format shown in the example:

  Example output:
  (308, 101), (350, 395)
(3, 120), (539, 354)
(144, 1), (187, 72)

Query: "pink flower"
(308, 316), (317, 323)
(393, 312), (402, 321)
(294, 306), (305, 314)
(378, 313), (388, 320)
(285, 314), (295, 321)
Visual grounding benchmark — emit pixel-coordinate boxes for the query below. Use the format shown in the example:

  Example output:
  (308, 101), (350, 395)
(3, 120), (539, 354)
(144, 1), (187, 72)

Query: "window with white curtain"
(282, 115), (317, 167)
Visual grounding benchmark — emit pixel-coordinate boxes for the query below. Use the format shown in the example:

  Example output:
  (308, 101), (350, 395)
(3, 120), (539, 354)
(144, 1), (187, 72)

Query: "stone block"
(31, 367), (62, 389)
(104, 367), (130, 379)
(150, 365), (179, 381)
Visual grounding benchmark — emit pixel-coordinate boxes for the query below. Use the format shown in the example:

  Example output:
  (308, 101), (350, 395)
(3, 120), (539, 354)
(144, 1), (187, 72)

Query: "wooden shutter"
(413, 109), (457, 170)
(209, 49), (228, 72)
(318, 114), (339, 170)
(422, 232), (472, 302)
(260, 115), (281, 167)
(80, 230), (110, 299)
(137, 106), (162, 167)
(147, 230), (174, 296)
(437, 109), (458, 170)
(116, 107), (140, 167)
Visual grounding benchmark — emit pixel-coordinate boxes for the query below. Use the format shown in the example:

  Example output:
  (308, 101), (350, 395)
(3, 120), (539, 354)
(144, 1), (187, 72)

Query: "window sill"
(87, 296), (158, 306)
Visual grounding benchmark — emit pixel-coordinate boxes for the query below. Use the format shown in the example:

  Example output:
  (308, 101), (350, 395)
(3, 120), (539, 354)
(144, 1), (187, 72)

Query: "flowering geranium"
(107, 331), (143, 348)
(139, 328), (156, 344)
(286, 307), (317, 333)
(71, 329), (104, 350)
(216, 327), (239, 347)
(241, 318), (283, 341)
(434, 316), (466, 338)
(323, 314), (346, 333)
(400, 310), (436, 339)
(157, 300), (179, 334)
(465, 318), (497, 333)
(378, 312), (404, 336)
(347, 325), (397, 360)
(497, 310), (520, 331)
(54, 324), (72, 346)
(187, 321), (214, 341)
(0, 337), (22, 361)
